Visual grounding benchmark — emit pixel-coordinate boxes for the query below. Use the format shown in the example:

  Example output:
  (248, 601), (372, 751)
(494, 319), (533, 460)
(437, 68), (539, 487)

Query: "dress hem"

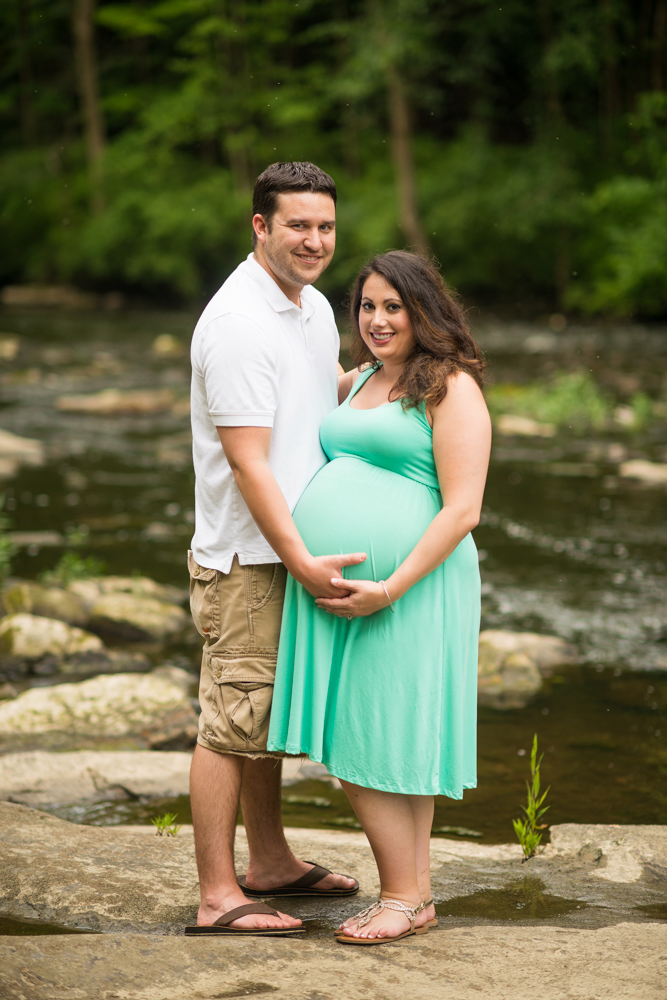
(270, 744), (477, 799)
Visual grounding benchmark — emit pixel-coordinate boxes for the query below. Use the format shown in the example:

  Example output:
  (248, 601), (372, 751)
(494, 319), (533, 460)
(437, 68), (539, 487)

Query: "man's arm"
(218, 426), (365, 598)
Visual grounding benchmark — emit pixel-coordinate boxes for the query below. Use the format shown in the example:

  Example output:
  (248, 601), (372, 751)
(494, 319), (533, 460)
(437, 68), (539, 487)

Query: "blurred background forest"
(2, 0), (667, 314)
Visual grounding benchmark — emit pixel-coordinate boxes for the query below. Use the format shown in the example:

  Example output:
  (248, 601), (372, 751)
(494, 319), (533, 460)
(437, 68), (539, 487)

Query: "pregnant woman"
(268, 251), (491, 944)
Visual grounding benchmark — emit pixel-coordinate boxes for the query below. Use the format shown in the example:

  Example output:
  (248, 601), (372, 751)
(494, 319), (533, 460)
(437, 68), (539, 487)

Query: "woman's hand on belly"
(315, 577), (391, 618)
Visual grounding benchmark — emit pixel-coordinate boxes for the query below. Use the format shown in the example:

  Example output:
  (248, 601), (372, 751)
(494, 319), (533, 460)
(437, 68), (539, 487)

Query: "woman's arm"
(316, 371), (491, 617)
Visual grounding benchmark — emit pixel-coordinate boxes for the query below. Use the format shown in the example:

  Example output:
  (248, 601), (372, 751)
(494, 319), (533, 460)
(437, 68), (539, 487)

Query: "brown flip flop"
(238, 860), (359, 898)
(184, 901), (305, 936)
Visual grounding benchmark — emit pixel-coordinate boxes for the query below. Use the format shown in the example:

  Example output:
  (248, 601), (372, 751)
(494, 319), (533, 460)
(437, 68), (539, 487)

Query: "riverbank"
(0, 803), (665, 999)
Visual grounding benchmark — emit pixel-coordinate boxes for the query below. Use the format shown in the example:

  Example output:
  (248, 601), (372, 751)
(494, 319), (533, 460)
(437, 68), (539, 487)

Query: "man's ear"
(252, 213), (268, 245)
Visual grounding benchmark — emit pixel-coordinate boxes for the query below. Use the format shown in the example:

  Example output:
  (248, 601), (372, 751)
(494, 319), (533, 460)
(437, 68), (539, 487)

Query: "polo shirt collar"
(243, 253), (316, 319)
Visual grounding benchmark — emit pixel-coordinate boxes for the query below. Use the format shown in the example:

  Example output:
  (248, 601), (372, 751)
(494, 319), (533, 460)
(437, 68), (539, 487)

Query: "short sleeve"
(199, 314), (278, 427)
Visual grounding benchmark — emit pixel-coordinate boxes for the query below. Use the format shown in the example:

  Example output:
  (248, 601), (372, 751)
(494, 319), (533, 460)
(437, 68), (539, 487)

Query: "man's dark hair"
(252, 161), (336, 247)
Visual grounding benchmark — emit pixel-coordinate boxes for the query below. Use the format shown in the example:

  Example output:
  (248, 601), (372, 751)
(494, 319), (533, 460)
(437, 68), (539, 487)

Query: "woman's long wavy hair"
(350, 251), (485, 410)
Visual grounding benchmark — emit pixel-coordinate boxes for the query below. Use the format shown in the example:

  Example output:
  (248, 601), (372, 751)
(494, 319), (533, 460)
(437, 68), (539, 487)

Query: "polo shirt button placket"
(301, 316), (312, 357)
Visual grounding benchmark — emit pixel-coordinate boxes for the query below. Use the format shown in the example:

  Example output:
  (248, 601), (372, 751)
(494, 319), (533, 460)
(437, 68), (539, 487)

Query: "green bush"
(0, 497), (14, 588)
(487, 371), (611, 433)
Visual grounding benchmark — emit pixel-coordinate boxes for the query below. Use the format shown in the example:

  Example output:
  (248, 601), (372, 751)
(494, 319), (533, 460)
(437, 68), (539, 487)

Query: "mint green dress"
(267, 369), (480, 797)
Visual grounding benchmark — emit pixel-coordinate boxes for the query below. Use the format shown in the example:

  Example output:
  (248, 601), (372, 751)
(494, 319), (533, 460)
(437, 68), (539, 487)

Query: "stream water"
(1, 306), (666, 843)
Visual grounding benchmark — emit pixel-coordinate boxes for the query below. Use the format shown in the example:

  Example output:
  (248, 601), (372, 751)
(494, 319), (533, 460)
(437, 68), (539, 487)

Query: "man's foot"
(198, 889), (302, 930)
(244, 857), (356, 893)
(337, 896), (428, 940)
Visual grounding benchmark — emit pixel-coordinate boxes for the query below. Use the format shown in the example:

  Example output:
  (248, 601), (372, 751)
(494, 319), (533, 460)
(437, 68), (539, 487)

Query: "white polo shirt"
(190, 253), (339, 572)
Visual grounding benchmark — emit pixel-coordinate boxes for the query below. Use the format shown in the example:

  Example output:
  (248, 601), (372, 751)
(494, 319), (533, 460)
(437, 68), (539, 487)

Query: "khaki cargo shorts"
(188, 550), (287, 757)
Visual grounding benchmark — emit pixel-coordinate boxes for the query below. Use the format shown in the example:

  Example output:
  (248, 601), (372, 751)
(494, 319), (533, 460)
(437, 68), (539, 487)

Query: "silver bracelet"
(379, 580), (395, 613)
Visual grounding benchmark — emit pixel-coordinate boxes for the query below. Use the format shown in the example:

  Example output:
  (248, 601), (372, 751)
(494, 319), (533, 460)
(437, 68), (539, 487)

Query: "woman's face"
(359, 273), (416, 367)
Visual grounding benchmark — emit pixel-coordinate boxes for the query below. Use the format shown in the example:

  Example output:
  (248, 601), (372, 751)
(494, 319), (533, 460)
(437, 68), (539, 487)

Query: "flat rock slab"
(1, 804), (667, 998)
(2, 922), (666, 1000)
(1, 802), (666, 933)
(0, 752), (336, 809)
(0, 750), (194, 808)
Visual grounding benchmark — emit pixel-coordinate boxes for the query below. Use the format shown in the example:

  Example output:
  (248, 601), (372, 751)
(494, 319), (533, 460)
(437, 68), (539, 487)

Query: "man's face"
(254, 191), (336, 289)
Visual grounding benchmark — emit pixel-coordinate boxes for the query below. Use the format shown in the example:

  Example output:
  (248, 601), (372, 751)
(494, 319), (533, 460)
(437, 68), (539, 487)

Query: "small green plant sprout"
(0, 495), (15, 588)
(151, 812), (182, 837)
(40, 552), (105, 588)
(513, 734), (550, 862)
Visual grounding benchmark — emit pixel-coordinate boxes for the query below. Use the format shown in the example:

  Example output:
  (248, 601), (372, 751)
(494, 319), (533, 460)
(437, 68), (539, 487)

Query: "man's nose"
(303, 228), (323, 249)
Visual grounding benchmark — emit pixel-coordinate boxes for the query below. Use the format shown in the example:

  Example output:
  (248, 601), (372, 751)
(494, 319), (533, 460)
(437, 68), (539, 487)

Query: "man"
(187, 162), (364, 934)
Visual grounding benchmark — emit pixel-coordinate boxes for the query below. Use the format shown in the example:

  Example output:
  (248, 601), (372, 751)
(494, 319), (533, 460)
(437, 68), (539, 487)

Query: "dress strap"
(347, 365), (378, 403)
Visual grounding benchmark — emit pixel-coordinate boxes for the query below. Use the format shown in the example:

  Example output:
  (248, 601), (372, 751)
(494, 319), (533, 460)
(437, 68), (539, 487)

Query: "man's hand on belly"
(292, 552), (367, 599)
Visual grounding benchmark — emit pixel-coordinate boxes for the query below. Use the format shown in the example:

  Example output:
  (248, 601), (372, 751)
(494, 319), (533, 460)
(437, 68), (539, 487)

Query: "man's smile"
(294, 252), (324, 263)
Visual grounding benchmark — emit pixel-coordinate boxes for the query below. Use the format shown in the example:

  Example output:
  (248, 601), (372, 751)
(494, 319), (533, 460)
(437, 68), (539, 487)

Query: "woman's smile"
(369, 329), (395, 345)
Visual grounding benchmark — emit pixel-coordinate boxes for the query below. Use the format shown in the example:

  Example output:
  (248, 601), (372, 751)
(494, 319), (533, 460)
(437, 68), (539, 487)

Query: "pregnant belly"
(293, 456), (442, 582)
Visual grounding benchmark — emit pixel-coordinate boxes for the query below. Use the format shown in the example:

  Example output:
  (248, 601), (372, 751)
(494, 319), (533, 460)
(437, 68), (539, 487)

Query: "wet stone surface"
(0, 803), (665, 938)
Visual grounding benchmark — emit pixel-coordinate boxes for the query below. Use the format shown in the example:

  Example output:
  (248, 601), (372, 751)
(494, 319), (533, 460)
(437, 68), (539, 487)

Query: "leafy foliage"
(151, 812), (182, 837)
(2, 1), (667, 313)
(487, 371), (611, 434)
(513, 734), (550, 862)
(0, 497), (14, 588)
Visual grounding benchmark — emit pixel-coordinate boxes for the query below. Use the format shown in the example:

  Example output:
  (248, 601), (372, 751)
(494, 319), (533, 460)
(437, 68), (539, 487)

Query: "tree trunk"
(387, 67), (428, 253)
(598, 0), (620, 154)
(652, 0), (667, 91)
(17, 0), (37, 145)
(72, 0), (106, 212)
(536, 0), (563, 125)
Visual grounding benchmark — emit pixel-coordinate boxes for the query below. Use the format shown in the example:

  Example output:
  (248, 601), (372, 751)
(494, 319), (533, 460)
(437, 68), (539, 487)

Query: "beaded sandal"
(423, 897), (438, 928)
(335, 897), (430, 945)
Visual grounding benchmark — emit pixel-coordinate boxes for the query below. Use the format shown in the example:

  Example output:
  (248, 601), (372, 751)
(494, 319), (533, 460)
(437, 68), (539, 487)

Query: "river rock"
(478, 650), (543, 709)
(1, 580), (87, 625)
(0, 668), (197, 752)
(0, 284), (98, 308)
(619, 459), (667, 485)
(0, 750), (193, 808)
(55, 388), (175, 415)
(479, 629), (577, 677)
(476, 629), (579, 710)
(0, 613), (102, 661)
(495, 414), (556, 437)
(0, 427), (45, 479)
(87, 592), (189, 642)
(68, 573), (186, 607)
(0, 609), (150, 682)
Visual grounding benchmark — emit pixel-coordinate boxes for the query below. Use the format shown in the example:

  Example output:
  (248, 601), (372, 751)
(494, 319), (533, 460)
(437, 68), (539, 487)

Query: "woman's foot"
(337, 896), (428, 940)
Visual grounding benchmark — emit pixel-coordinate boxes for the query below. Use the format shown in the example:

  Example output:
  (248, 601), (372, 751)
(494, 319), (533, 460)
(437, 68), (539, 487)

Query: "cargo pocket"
(210, 652), (276, 746)
(188, 550), (219, 640)
(218, 682), (274, 743)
